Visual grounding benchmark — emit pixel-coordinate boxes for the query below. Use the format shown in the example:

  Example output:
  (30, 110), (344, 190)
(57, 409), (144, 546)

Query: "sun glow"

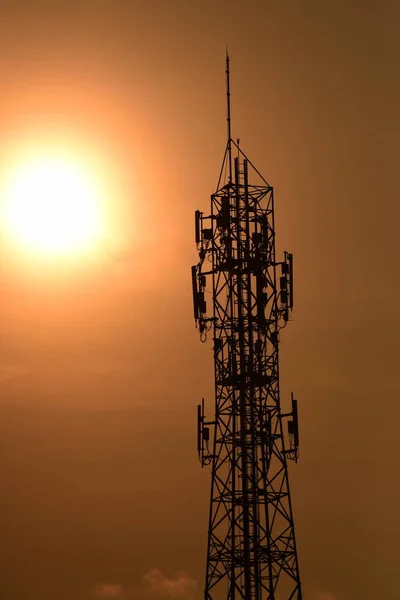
(2, 155), (104, 256)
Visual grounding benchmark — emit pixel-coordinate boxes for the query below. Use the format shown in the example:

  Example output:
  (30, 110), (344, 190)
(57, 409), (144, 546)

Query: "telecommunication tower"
(191, 54), (302, 600)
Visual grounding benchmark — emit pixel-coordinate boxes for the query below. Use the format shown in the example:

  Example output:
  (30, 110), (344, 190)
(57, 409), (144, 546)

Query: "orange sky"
(0, 2), (399, 600)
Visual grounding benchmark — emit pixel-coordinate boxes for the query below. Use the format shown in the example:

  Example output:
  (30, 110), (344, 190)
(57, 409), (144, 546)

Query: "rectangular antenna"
(288, 253), (294, 309)
(197, 403), (202, 455)
(191, 265), (199, 320)
(195, 210), (201, 244)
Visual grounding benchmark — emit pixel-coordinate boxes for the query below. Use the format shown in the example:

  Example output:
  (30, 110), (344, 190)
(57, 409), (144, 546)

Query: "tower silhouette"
(192, 54), (302, 600)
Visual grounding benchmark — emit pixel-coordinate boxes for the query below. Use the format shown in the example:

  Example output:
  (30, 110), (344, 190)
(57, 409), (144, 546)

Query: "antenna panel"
(191, 265), (199, 320)
(195, 210), (201, 244)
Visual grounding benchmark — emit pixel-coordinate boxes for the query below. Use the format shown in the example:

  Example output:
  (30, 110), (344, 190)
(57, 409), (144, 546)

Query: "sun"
(2, 155), (103, 256)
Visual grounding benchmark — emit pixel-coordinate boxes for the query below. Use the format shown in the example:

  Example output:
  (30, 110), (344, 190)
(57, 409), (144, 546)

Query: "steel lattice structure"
(192, 55), (302, 600)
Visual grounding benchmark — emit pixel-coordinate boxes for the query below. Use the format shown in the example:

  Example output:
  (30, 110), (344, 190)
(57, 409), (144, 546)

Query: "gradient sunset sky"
(0, 2), (399, 599)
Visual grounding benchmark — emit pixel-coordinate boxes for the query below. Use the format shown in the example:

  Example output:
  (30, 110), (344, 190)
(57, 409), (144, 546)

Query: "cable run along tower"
(191, 54), (302, 600)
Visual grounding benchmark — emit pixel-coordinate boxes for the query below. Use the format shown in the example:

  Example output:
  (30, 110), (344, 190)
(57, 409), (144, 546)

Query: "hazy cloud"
(92, 570), (198, 600)
(0, 364), (28, 383)
(142, 569), (197, 599)
(93, 583), (124, 598)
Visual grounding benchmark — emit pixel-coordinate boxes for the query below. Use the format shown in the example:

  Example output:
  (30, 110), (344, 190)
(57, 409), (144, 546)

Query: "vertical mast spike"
(226, 49), (232, 184)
